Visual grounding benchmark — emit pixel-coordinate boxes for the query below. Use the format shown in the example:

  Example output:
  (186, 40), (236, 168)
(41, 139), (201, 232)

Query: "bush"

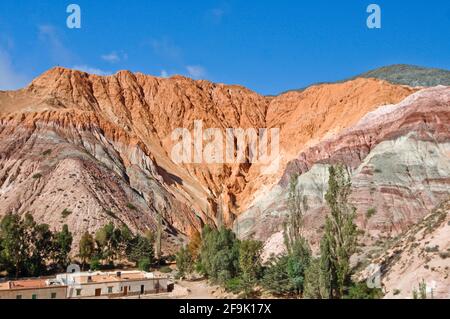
(32, 173), (43, 179)
(42, 149), (52, 156)
(345, 282), (383, 299)
(261, 255), (294, 296)
(61, 209), (72, 218)
(104, 210), (117, 219)
(225, 277), (244, 294)
(138, 258), (151, 272)
(176, 247), (193, 277)
(126, 203), (137, 210)
(90, 257), (102, 271)
(439, 251), (450, 259)
(159, 266), (173, 274)
(198, 226), (240, 284)
(366, 208), (377, 219)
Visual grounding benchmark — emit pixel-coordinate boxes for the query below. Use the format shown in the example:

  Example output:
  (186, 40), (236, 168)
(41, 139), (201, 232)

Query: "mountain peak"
(355, 64), (450, 87)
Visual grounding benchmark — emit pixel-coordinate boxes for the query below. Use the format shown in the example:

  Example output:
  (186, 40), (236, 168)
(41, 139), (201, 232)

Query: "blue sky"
(0, 0), (449, 94)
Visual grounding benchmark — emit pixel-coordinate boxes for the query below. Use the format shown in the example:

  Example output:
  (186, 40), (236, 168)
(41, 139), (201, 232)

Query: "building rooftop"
(0, 279), (59, 291)
(1, 270), (163, 291)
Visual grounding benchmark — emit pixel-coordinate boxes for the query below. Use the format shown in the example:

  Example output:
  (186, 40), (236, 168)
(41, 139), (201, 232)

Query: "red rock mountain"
(0, 67), (429, 251)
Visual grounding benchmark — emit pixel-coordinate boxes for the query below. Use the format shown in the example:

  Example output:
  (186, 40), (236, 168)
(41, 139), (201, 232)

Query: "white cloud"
(101, 52), (120, 63)
(72, 65), (111, 76)
(186, 65), (207, 79)
(207, 4), (230, 24)
(38, 25), (74, 64)
(160, 70), (169, 78)
(101, 51), (128, 64)
(0, 49), (29, 90)
(150, 37), (181, 60)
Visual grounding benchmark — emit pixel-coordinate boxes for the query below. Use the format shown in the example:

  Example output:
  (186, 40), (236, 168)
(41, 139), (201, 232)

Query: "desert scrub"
(32, 173), (43, 179)
(126, 203), (137, 210)
(105, 209), (118, 219)
(159, 266), (172, 274)
(42, 149), (52, 156)
(439, 251), (450, 259)
(61, 209), (72, 218)
(366, 208), (377, 219)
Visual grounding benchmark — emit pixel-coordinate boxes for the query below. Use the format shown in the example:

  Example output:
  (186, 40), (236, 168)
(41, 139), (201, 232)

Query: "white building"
(57, 270), (170, 299)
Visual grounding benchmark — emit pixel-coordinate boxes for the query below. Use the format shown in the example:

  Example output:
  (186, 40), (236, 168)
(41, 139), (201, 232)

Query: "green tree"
(79, 232), (96, 270)
(198, 226), (240, 284)
(284, 174), (308, 254)
(176, 246), (193, 278)
(52, 224), (73, 270)
(304, 257), (330, 299)
(321, 165), (358, 299)
(0, 213), (28, 278)
(25, 217), (54, 276)
(280, 175), (312, 296)
(238, 239), (263, 297)
(261, 255), (294, 296)
(126, 234), (154, 268)
(286, 238), (311, 296)
(95, 222), (116, 263)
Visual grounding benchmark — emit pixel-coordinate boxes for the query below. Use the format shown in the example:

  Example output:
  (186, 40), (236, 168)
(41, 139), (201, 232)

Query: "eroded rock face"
(0, 67), (417, 249)
(357, 200), (450, 299)
(236, 86), (450, 255)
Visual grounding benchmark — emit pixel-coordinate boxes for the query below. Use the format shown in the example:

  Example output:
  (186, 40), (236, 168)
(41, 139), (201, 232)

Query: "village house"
(0, 271), (171, 299)
(0, 278), (67, 299)
(58, 270), (170, 299)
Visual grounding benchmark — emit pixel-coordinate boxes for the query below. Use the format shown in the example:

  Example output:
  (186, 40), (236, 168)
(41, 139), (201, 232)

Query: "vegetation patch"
(126, 203), (137, 210)
(61, 209), (72, 218)
(366, 207), (377, 219)
(105, 209), (118, 219)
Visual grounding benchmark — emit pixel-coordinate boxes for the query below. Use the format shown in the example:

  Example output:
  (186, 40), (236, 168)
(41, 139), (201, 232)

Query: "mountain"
(354, 64), (450, 87)
(0, 67), (414, 249)
(281, 64), (450, 94)
(1, 66), (449, 295)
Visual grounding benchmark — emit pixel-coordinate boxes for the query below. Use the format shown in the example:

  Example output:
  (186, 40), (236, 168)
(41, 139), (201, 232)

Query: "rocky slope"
(357, 200), (450, 299)
(236, 86), (450, 254)
(1, 66), (449, 296)
(0, 67), (415, 249)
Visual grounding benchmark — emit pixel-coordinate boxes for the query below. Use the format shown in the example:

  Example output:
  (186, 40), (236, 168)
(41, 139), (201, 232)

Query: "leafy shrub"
(345, 282), (383, 299)
(126, 203), (137, 210)
(439, 251), (450, 259)
(42, 149), (52, 156)
(225, 277), (244, 294)
(61, 209), (72, 218)
(32, 173), (43, 179)
(138, 258), (151, 272)
(104, 210), (117, 219)
(90, 257), (102, 271)
(159, 266), (173, 274)
(366, 208), (377, 219)
(424, 245), (439, 253)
